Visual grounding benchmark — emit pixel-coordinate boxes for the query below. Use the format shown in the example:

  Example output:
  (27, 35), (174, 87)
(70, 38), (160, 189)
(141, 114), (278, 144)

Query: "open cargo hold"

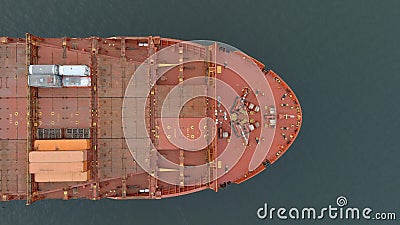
(28, 74), (62, 87)
(28, 65), (59, 75)
(62, 76), (91, 87)
(29, 150), (88, 163)
(29, 161), (88, 173)
(34, 139), (91, 150)
(34, 171), (89, 182)
(59, 65), (90, 76)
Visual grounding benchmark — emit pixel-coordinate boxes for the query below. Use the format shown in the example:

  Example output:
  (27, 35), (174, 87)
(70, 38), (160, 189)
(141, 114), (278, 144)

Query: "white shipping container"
(59, 65), (90, 76)
(29, 65), (59, 75)
(62, 76), (91, 87)
(28, 75), (62, 88)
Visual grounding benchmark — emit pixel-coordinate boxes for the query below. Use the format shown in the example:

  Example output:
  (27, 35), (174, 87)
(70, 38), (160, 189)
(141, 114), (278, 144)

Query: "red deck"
(0, 35), (302, 203)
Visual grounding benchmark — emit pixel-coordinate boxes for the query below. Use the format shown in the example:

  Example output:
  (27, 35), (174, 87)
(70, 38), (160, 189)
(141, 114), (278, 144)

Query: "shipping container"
(34, 171), (89, 182)
(29, 65), (59, 75)
(29, 150), (88, 163)
(65, 128), (91, 139)
(34, 139), (91, 151)
(36, 128), (62, 139)
(28, 74), (62, 88)
(59, 65), (90, 76)
(29, 161), (88, 173)
(62, 76), (91, 87)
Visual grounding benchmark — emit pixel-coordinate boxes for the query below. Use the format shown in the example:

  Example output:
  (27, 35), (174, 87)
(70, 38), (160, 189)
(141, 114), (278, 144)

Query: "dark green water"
(1, 0), (399, 224)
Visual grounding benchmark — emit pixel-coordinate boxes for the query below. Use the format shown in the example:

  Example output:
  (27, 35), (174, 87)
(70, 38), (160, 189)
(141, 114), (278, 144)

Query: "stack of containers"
(29, 139), (90, 182)
(28, 65), (62, 88)
(28, 65), (91, 87)
(60, 65), (91, 87)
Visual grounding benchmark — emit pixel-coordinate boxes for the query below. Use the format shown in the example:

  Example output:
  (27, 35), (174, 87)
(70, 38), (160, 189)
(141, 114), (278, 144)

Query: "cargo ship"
(0, 34), (302, 204)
